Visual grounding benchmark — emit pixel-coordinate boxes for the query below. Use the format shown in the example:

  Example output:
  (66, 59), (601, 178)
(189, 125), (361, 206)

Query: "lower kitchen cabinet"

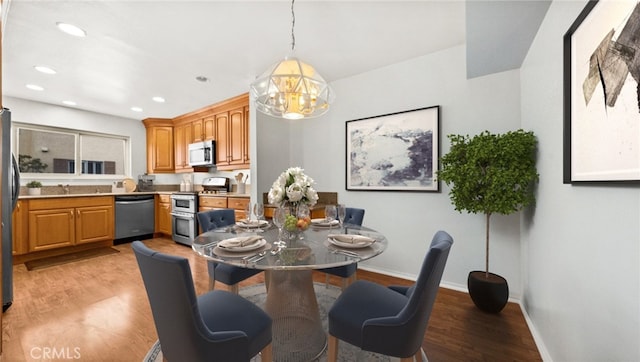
(227, 197), (249, 220)
(12, 200), (27, 255)
(156, 194), (172, 236)
(26, 196), (114, 252)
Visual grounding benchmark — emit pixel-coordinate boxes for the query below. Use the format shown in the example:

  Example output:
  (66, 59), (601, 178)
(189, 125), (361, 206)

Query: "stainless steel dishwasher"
(114, 194), (155, 242)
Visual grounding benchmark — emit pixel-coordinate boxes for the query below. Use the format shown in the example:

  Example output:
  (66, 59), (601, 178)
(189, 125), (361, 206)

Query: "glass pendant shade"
(251, 56), (334, 119)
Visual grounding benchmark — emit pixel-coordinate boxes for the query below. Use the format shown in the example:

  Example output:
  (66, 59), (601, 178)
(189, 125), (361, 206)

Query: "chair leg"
(229, 283), (239, 294)
(260, 343), (273, 362)
(325, 273), (330, 288)
(327, 334), (339, 362)
(264, 272), (270, 292)
(208, 277), (215, 291)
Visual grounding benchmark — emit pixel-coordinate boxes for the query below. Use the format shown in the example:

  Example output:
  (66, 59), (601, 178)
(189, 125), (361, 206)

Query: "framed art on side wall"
(564, 0), (640, 183)
(345, 106), (440, 192)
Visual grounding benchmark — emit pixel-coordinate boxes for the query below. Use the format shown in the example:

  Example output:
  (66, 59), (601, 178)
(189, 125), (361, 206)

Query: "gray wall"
(257, 45), (525, 297)
(521, 1), (639, 360)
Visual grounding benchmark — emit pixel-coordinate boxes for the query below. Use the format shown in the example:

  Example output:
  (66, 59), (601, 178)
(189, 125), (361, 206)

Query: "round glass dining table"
(192, 222), (388, 362)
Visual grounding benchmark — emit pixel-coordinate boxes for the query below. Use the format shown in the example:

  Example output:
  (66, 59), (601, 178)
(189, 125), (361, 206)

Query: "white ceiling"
(2, 0), (548, 121)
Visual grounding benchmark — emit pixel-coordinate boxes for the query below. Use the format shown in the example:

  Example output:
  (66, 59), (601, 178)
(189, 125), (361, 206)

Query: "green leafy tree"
(438, 130), (539, 277)
(19, 154), (48, 173)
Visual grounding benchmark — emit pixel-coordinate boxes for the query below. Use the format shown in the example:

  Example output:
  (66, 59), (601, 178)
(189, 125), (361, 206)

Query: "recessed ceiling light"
(195, 76), (209, 82)
(62, 100), (77, 106)
(34, 65), (57, 74)
(131, 107), (143, 112)
(26, 84), (44, 91)
(56, 22), (86, 37)
(152, 96), (165, 103)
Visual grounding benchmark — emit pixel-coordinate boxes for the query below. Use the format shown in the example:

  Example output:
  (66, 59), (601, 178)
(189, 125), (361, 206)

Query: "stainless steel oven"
(170, 192), (199, 246)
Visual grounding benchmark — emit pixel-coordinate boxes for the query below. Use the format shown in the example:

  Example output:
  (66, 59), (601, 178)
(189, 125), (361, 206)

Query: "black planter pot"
(467, 271), (509, 313)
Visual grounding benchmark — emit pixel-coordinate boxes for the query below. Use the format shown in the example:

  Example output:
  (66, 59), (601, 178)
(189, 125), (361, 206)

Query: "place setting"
(235, 202), (271, 231)
(211, 234), (272, 259)
(310, 204), (343, 229)
(325, 233), (377, 258)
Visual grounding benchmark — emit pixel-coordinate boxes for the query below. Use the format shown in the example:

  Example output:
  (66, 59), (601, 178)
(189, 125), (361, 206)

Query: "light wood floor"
(2, 237), (541, 361)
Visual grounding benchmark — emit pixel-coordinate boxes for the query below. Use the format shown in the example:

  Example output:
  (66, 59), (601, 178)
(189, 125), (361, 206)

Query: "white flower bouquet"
(268, 167), (319, 208)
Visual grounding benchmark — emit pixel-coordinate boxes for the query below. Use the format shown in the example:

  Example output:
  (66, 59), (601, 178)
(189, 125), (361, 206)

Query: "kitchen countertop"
(19, 191), (250, 200)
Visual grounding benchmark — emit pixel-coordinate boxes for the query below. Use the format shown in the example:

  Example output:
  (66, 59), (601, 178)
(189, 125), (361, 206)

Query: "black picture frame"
(563, 0), (640, 183)
(345, 106), (440, 192)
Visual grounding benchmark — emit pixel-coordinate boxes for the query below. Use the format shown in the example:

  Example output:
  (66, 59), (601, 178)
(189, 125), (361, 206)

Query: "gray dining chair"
(318, 207), (365, 289)
(197, 208), (263, 294)
(132, 241), (273, 362)
(327, 230), (453, 362)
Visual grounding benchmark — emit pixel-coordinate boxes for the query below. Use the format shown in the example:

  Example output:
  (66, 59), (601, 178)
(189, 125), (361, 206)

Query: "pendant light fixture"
(250, 0), (334, 120)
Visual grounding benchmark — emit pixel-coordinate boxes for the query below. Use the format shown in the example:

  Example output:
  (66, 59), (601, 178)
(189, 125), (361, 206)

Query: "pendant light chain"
(290, 0), (296, 52)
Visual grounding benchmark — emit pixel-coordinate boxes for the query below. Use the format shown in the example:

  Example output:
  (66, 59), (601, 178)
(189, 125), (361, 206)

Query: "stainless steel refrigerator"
(2, 108), (20, 311)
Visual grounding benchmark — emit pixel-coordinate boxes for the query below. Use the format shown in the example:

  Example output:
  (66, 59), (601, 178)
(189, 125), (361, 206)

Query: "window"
(15, 125), (129, 178)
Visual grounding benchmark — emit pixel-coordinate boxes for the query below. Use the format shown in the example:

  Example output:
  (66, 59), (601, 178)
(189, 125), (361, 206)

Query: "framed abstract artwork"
(563, 0), (640, 183)
(345, 106), (440, 192)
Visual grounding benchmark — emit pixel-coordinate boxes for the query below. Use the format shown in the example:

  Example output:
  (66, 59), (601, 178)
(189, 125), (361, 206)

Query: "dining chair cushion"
(214, 263), (264, 285)
(197, 290), (273, 357)
(328, 280), (408, 348)
(318, 263), (357, 278)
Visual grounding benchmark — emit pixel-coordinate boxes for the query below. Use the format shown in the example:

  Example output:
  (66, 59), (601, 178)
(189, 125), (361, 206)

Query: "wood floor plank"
(1, 237), (541, 361)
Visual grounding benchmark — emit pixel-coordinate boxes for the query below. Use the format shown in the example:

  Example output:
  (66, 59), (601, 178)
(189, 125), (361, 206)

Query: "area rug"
(25, 247), (120, 271)
(143, 282), (396, 361)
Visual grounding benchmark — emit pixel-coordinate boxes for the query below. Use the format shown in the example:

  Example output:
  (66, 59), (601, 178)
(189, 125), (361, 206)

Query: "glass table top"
(192, 222), (388, 270)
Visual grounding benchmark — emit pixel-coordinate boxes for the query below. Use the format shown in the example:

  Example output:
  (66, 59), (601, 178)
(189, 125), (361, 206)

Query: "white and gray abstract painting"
(347, 107), (438, 190)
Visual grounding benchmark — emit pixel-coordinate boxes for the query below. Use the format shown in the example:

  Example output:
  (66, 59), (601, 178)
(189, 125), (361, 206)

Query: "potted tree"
(26, 181), (43, 195)
(438, 130), (538, 313)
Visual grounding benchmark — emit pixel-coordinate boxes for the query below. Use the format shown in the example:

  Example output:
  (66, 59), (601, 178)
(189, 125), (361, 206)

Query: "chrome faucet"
(58, 184), (70, 194)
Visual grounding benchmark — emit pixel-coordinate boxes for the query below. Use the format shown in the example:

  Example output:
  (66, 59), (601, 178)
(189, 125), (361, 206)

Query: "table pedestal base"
(265, 270), (327, 362)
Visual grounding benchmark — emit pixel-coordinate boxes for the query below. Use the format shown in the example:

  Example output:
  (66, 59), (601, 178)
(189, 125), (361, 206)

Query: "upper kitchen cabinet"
(173, 119), (194, 173)
(215, 94), (250, 170)
(142, 118), (174, 174)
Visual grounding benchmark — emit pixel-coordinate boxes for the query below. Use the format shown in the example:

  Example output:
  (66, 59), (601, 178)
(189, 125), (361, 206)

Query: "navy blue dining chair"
(318, 207), (365, 289)
(327, 230), (453, 362)
(197, 208), (263, 294)
(132, 241), (273, 362)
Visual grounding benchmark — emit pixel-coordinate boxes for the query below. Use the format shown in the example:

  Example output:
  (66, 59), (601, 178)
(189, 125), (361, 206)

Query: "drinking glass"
(253, 203), (264, 221)
(325, 205), (337, 223)
(244, 202), (252, 222)
(273, 207), (287, 247)
(337, 204), (346, 226)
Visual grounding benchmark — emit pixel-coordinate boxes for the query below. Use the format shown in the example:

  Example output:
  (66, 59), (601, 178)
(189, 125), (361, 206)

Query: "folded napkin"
(218, 235), (263, 249)
(328, 234), (375, 246)
(312, 218), (339, 226)
(241, 219), (261, 225)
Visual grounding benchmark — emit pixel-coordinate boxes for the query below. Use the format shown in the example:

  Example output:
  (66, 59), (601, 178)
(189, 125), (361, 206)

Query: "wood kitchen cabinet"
(215, 105), (249, 170)
(227, 197), (249, 220)
(142, 118), (174, 173)
(174, 121), (194, 173)
(27, 197), (114, 252)
(156, 194), (172, 236)
(192, 115), (216, 142)
(12, 200), (27, 255)
(199, 196), (227, 211)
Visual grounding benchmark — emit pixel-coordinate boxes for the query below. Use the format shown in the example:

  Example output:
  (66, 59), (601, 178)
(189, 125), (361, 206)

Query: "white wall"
(521, 1), (639, 361)
(256, 45), (526, 298)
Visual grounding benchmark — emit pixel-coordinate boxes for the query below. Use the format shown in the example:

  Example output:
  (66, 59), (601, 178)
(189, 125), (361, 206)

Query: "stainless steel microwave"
(188, 140), (215, 167)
